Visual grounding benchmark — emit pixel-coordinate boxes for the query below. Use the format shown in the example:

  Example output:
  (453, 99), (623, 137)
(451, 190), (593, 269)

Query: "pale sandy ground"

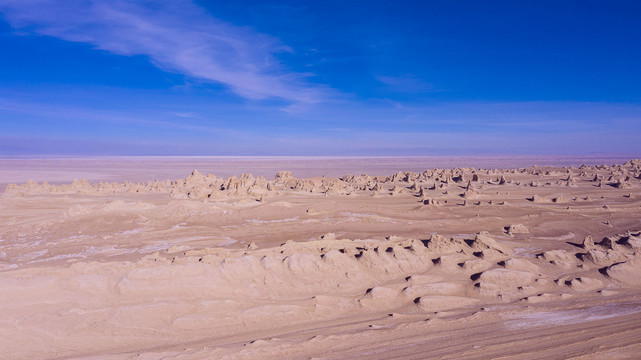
(1, 156), (641, 359)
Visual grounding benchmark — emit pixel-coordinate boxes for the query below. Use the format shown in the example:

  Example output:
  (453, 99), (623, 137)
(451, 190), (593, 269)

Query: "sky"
(0, 0), (640, 156)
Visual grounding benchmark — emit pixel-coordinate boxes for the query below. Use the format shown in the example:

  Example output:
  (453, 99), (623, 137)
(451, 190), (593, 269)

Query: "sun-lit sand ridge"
(2, 158), (641, 359)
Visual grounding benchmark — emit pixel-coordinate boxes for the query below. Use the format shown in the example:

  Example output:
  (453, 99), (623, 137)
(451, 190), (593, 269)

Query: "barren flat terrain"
(2, 156), (641, 359)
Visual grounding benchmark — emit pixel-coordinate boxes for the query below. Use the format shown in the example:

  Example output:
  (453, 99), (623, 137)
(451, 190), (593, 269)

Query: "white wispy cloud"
(0, 0), (327, 103)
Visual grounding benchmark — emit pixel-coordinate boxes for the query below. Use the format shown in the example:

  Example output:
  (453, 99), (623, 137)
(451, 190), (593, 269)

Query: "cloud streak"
(0, 0), (327, 103)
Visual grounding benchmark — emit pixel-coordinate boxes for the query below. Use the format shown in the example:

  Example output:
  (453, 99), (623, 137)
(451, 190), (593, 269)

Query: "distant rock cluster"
(4, 160), (640, 203)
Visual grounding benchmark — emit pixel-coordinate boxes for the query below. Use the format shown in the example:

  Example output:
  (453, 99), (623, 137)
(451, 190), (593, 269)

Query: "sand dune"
(1, 158), (641, 358)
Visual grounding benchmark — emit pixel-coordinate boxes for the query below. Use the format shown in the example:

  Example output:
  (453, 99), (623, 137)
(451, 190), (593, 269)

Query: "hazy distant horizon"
(2, 154), (639, 191)
(0, 154), (638, 161)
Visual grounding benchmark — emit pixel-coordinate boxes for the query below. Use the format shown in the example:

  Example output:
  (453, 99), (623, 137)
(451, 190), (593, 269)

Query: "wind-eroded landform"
(2, 159), (641, 359)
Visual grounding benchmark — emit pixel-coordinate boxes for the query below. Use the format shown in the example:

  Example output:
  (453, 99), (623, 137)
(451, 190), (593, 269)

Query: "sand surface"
(2, 156), (641, 359)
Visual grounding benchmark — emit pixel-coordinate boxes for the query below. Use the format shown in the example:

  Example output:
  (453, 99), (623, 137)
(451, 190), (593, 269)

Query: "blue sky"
(0, 0), (640, 156)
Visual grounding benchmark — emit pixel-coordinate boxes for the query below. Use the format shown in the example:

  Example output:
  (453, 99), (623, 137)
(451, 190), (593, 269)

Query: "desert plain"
(2, 156), (641, 359)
